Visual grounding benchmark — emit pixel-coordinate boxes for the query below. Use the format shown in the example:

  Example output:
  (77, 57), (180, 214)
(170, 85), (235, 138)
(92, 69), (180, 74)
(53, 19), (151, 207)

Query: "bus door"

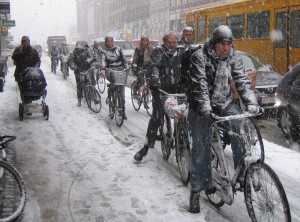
(274, 7), (288, 74)
(289, 6), (300, 70)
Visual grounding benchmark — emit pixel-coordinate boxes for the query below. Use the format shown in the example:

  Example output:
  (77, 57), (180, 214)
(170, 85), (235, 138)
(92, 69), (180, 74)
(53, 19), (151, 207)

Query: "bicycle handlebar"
(211, 111), (260, 123)
(158, 89), (186, 98)
(0, 135), (16, 148)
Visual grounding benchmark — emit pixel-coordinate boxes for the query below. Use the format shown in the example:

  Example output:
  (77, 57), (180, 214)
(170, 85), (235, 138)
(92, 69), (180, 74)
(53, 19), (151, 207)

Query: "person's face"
(165, 35), (177, 52)
(94, 43), (100, 49)
(105, 39), (114, 48)
(140, 38), (149, 48)
(22, 40), (30, 49)
(214, 41), (232, 59)
(183, 31), (194, 44)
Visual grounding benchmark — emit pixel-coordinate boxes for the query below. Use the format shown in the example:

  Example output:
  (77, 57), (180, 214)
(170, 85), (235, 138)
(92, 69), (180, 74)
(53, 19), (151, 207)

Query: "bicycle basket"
(163, 95), (188, 119)
(111, 70), (128, 86)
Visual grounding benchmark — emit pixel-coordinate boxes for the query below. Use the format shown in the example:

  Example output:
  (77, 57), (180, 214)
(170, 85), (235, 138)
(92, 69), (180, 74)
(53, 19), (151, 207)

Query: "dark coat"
(187, 39), (258, 116)
(12, 45), (41, 82)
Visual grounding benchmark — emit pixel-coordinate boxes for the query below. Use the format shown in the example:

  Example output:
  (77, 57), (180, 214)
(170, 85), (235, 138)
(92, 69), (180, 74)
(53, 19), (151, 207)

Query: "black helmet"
(211, 25), (233, 45)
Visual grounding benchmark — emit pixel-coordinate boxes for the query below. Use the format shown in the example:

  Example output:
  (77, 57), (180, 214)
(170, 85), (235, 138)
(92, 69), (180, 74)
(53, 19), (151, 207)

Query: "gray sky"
(10, 0), (76, 45)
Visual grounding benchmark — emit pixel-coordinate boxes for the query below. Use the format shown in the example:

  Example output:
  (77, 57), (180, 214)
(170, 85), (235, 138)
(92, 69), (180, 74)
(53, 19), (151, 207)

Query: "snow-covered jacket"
(69, 47), (94, 72)
(149, 45), (184, 93)
(89, 45), (103, 67)
(131, 45), (154, 74)
(102, 45), (126, 69)
(187, 39), (258, 116)
(58, 46), (70, 56)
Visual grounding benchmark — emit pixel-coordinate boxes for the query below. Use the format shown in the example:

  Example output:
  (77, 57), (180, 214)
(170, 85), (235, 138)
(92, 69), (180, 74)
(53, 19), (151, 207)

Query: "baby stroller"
(18, 67), (49, 121)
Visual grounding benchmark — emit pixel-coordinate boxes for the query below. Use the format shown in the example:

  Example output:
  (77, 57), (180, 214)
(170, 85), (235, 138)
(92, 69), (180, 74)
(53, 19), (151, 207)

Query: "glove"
(202, 111), (214, 128)
(247, 105), (262, 114)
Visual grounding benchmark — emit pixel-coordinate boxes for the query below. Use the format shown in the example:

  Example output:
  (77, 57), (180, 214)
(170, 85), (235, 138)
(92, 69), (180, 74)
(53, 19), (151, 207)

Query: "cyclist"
(58, 41), (70, 75)
(134, 33), (184, 162)
(131, 35), (154, 96)
(50, 44), (59, 73)
(186, 25), (261, 213)
(102, 36), (128, 119)
(12, 36), (41, 104)
(68, 40), (94, 106)
(89, 40), (105, 84)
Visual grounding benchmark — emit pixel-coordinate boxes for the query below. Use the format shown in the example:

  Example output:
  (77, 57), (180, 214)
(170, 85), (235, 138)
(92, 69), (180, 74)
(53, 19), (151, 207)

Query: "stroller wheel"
(19, 103), (24, 121)
(44, 105), (49, 120)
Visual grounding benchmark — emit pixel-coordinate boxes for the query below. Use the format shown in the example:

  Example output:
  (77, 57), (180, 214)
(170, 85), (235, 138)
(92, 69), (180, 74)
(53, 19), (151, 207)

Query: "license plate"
(261, 96), (275, 104)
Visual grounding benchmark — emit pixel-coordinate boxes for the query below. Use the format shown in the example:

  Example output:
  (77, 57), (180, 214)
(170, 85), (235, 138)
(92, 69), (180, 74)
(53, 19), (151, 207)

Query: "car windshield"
(240, 53), (269, 72)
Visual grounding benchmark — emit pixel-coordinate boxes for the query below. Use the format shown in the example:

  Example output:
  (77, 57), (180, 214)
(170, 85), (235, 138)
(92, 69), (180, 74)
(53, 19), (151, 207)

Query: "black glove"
(202, 112), (214, 128)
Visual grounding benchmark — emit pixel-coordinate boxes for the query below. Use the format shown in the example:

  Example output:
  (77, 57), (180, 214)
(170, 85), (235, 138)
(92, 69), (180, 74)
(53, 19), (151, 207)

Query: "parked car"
(238, 51), (283, 110)
(99, 39), (134, 65)
(275, 62), (300, 141)
(130, 39), (160, 48)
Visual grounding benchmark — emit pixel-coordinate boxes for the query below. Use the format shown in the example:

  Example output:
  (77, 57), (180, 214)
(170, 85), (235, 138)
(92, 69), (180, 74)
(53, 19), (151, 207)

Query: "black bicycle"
(0, 135), (26, 221)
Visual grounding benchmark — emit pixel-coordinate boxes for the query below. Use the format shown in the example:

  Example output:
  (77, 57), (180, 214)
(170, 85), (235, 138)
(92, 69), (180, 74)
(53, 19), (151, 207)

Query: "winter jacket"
(12, 45), (41, 82)
(102, 45), (127, 69)
(58, 46), (70, 56)
(68, 47), (94, 73)
(149, 45), (184, 93)
(187, 39), (258, 116)
(131, 45), (154, 75)
(89, 45), (103, 67)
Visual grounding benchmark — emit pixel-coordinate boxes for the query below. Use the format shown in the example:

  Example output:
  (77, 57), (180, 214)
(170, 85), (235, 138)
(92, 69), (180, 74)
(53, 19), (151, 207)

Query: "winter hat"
(21, 36), (30, 42)
(211, 25), (233, 45)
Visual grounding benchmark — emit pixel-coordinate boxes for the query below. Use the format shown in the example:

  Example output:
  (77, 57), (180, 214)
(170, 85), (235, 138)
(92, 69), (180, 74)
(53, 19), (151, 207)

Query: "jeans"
(188, 101), (244, 193)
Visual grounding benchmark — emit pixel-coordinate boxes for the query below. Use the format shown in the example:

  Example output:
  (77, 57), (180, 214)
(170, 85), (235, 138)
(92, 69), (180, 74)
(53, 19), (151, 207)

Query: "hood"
(256, 70), (283, 86)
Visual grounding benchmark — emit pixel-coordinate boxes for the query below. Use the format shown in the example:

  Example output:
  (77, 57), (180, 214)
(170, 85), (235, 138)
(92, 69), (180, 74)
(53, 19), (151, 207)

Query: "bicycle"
(106, 68), (129, 127)
(95, 67), (106, 93)
(131, 70), (153, 117)
(158, 89), (190, 185)
(206, 111), (291, 221)
(79, 68), (102, 113)
(0, 135), (26, 221)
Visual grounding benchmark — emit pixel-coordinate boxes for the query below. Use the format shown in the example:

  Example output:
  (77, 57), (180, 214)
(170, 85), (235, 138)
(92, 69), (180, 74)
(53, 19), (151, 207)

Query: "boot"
(77, 99), (81, 107)
(188, 192), (200, 213)
(134, 145), (149, 162)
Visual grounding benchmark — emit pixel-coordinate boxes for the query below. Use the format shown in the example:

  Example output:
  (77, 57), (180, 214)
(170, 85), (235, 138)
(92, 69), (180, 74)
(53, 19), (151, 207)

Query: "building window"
(209, 17), (225, 36)
(247, 10), (270, 38)
(291, 10), (300, 48)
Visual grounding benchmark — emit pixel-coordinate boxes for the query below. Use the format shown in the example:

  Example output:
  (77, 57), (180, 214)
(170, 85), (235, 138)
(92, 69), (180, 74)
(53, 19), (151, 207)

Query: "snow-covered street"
(1, 55), (300, 222)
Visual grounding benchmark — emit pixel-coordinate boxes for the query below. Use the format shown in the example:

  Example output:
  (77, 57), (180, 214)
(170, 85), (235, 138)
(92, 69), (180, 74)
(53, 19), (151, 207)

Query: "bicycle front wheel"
(131, 81), (141, 111)
(160, 114), (172, 160)
(244, 162), (291, 222)
(96, 71), (106, 93)
(85, 86), (102, 113)
(175, 119), (190, 185)
(144, 87), (153, 117)
(115, 93), (124, 127)
(0, 160), (26, 222)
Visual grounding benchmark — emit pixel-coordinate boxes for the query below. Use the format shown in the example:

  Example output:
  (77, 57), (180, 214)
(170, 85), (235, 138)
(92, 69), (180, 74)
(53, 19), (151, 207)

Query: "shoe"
(77, 99), (81, 107)
(188, 192), (200, 213)
(205, 185), (216, 195)
(123, 114), (127, 120)
(134, 146), (149, 162)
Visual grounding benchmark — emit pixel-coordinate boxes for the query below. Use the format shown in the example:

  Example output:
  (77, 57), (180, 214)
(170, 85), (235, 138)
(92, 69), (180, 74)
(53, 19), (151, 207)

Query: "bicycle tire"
(205, 143), (225, 208)
(96, 71), (106, 93)
(144, 87), (153, 117)
(175, 119), (190, 185)
(244, 118), (264, 163)
(115, 93), (124, 127)
(0, 160), (26, 222)
(85, 86), (102, 113)
(161, 114), (172, 160)
(131, 81), (141, 111)
(244, 162), (291, 222)
(108, 99), (114, 119)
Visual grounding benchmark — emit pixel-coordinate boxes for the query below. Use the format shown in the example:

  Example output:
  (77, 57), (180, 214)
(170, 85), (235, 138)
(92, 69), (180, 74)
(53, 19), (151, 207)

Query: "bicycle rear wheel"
(131, 81), (141, 111)
(160, 114), (172, 160)
(0, 160), (26, 221)
(144, 87), (153, 117)
(85, 86), (102, 113)
(115, 93), (124, 127)
(175, 119), (190, 185)
(96, 71), (106, 93)
(244, 162), (291, 222)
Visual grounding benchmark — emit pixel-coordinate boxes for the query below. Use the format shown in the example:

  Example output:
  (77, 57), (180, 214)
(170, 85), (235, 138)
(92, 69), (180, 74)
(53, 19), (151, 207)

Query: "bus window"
(247, 11), (270, 38)
(197, 18), (206, 41)
(275, 12), (287, 48)
(291, 10), (300, 48)
(227, 14), (245, 39)
(209, 17), (224, 36)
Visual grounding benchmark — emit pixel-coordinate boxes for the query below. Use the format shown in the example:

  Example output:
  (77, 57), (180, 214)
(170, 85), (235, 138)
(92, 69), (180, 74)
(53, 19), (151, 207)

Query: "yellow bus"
(186, 0), (300, 74)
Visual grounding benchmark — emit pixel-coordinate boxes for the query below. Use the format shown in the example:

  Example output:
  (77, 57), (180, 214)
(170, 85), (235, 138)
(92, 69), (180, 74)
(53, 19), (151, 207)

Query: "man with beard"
(134, 33), (184, 162)
(12, 36), (41, 102)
